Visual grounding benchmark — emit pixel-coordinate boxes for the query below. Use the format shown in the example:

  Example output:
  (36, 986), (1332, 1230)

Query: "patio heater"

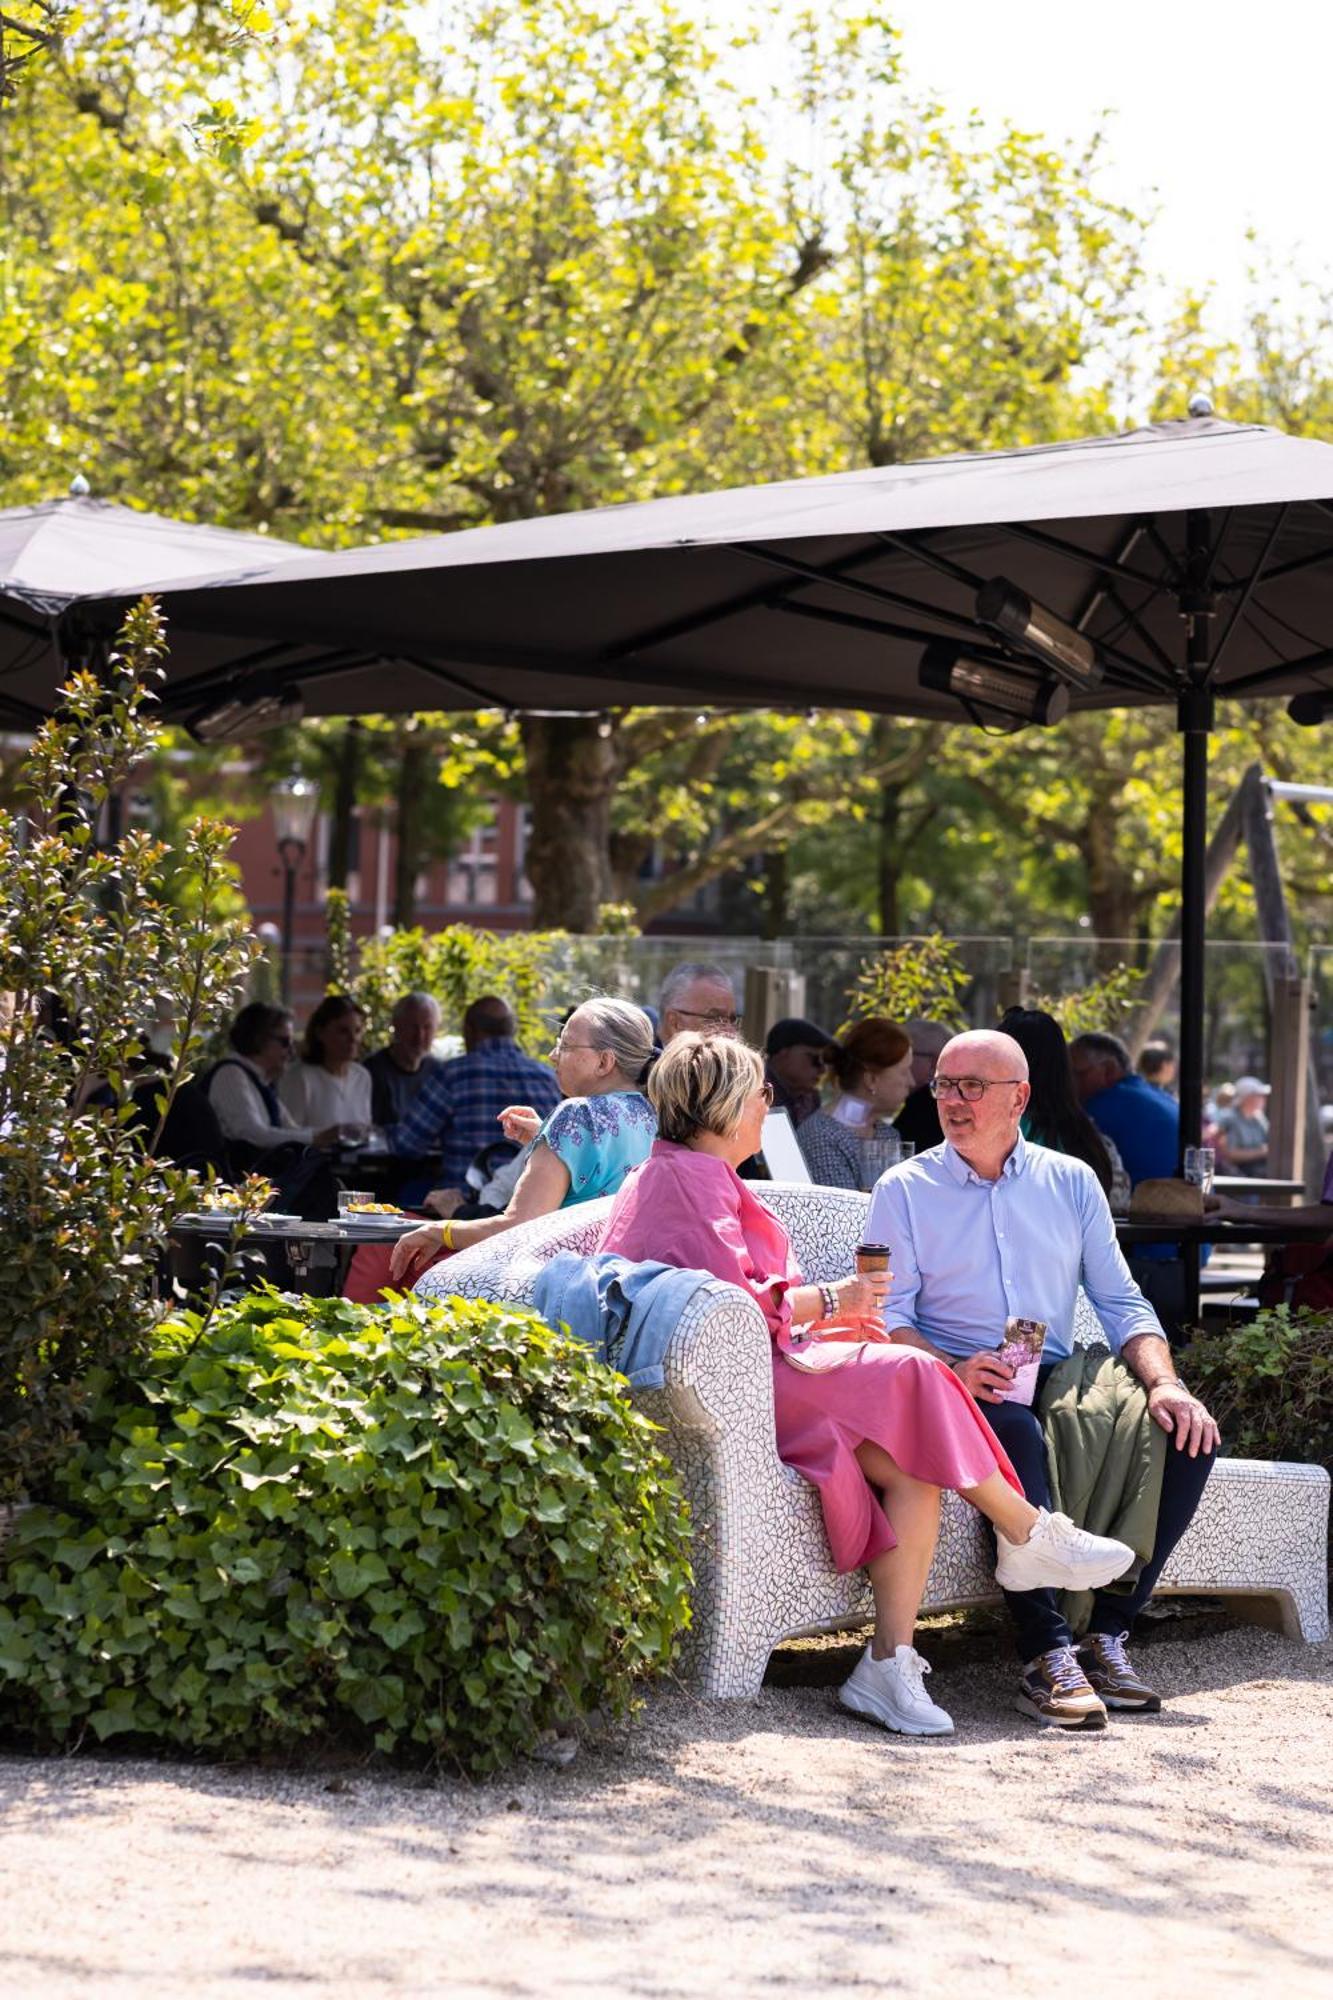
(270, 773), (319, 1005)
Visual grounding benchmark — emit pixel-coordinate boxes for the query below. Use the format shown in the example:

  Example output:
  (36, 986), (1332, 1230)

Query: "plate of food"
(337, 1201), (413, 1230)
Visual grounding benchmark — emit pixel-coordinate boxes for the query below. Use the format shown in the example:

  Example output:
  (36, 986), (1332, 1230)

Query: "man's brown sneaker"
(1078, 1630), (1163, 1712)
(1015, 1645), (1108, 1729)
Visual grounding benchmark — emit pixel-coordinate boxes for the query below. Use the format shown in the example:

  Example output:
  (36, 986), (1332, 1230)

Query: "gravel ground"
(2, 1618), (1331, 2000)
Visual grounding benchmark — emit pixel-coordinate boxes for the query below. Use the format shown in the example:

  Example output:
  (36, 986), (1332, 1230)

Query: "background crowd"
(94, 957), (1265, 1331)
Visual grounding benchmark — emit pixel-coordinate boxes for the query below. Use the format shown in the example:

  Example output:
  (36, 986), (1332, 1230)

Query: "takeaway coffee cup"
(854, 1242), (892, 1280)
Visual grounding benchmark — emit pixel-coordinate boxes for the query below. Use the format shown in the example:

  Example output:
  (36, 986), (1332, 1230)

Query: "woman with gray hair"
(391, 996), (656, 1281)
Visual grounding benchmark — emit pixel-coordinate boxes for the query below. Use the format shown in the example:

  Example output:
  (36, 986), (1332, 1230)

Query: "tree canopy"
(2, 1), (1331, 944)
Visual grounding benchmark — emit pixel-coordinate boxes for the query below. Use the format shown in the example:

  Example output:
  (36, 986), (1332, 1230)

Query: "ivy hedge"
(0, 1290), (692, 1772)
(1183, 1304), (1333, 1472)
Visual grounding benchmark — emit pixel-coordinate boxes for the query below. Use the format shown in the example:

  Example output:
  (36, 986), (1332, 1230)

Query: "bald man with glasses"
(867, 1030), (1219, 1731)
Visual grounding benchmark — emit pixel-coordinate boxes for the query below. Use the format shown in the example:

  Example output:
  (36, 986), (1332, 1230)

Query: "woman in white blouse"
(280, 994), (374, 1133)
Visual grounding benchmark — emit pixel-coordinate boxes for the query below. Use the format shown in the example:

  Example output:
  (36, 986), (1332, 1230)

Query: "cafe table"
(1211, 1175), (1307, 1199)
(1117, 1214), (1332, 1248)
(1116, 1210), (1332, 1322)
(169, 1209), (419, 1291)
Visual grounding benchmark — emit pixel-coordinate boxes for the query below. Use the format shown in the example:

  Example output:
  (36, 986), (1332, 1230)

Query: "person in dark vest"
(206, 1003), (342, 1222)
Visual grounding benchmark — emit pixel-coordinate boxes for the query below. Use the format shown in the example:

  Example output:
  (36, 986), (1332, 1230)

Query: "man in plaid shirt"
(387, 995), (560, 1198)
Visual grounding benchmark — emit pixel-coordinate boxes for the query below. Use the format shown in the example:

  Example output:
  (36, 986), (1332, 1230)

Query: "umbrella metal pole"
(279, 859), (298, 1007)
(1177, 692), (1212, 1160)
(1177, 512), (1216, 1331)
(277, 838), (307, 1009)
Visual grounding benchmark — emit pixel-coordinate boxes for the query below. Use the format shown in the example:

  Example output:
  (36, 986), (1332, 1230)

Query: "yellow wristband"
(440, 1219), (455, 1252)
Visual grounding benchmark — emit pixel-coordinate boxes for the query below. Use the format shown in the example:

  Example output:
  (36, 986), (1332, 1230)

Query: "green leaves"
(1183, 1306), (1333, 1472)
(844, 933), (971, 1032)
(350, 920), (575, 1048)
(0, 605), (257, 1501)
(0, 1288), (693, 1771)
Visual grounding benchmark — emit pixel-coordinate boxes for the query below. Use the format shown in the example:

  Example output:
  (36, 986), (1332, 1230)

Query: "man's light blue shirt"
(866, 1132), (1162, 1363)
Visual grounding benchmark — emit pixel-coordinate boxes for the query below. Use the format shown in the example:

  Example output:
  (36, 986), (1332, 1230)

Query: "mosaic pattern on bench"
(428, 1183), (1330, 1696)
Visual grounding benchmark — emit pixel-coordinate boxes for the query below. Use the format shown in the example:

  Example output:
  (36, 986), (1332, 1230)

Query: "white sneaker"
(839, 1644), (954, 1737)
(995, 1509), (1134, 1594)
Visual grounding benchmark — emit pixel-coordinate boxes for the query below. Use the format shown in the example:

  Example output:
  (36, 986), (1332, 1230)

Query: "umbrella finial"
(1187, 392), (1215, 419)
(68, 471), (91, 497)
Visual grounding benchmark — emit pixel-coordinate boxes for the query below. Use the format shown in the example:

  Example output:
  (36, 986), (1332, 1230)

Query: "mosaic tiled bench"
(421, 1184), (1331, 1698)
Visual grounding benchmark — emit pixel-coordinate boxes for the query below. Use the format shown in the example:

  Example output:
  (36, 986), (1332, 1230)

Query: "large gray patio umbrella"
(0, 492), (310, 730)
(34, 411), (1333, 1164)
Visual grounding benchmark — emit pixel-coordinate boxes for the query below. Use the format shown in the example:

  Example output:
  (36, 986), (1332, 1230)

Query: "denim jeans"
(983, 1364), (1215, 1662)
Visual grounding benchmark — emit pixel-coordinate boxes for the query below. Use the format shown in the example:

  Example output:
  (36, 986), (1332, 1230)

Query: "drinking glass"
(857, 1127), (901, 1190)
(338, 1188), (373, 1216)
(1183, 1146), (1215, 1195)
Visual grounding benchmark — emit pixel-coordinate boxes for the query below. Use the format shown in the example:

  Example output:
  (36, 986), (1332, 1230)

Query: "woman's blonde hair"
(648, 1031), (764, 1144)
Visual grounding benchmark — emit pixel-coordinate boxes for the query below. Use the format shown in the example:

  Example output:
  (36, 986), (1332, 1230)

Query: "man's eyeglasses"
(929, 1074), (1024, 1102)
(674, 1008), (743, 1029)
(267, 1032), (295, 1048)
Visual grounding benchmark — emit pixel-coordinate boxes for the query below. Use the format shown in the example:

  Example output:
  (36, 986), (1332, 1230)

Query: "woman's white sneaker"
(839, 1644), (954, 1736)
(995, 1509), (1134, 1593)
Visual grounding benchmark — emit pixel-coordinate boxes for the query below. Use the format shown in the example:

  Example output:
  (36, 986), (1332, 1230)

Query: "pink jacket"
(597, 1140), (804, 1349)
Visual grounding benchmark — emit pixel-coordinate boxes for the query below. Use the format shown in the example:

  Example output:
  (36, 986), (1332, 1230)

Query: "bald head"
(938, 1030), (1029, 1082)
(932, 1030), (1030, 1176)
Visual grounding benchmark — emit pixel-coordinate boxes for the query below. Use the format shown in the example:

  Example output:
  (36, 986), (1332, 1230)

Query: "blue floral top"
(536, 1090), (658, 1206)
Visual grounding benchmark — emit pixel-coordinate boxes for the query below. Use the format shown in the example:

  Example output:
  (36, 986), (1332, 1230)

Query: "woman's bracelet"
(440, 1219), (455, 1252)
(818, 1281), (838, 1320)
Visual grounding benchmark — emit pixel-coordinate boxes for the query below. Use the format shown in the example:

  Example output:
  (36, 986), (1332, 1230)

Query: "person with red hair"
(797, 1017), (915, 1189)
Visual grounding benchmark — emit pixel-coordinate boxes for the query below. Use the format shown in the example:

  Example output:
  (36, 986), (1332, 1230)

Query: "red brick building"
(232, 794), (537, 1010)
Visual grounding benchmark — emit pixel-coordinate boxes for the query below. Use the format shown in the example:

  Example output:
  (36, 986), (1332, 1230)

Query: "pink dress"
(598, 1141), (1020, 1572)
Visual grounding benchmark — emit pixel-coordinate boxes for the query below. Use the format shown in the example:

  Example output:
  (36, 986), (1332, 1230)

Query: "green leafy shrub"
(337, 916), (644, 1051)
(1182, 1306), (1333, 1470)
(0, 601), (255, 1500)
(351, 923), (566, 1048)
(843, 933), (970, 1031)
(1028, 963), (1144, 1037)
(0, 1289), (693, 1771)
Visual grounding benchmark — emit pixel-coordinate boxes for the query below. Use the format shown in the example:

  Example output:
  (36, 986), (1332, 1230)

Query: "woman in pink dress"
(598, 1034), (1134, 1737)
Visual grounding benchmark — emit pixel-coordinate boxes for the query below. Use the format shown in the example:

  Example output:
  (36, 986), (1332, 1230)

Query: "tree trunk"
(760, 848), (788, 941)
(326, 721), (363, 893)
(877, 774), (903, 936)
(519, 714), (616, 931)
(1082, 804), (1140, 963)
(393, 733), (428, 928)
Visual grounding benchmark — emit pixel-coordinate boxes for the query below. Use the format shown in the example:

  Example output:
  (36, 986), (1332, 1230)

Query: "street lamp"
(271, 773), (319, 1005)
